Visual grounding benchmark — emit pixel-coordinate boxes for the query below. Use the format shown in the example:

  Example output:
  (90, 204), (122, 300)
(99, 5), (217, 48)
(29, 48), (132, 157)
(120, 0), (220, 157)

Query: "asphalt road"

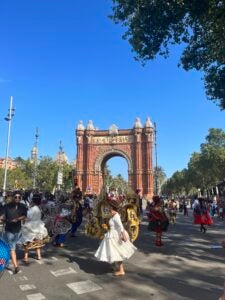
(1, 210), (225, 300)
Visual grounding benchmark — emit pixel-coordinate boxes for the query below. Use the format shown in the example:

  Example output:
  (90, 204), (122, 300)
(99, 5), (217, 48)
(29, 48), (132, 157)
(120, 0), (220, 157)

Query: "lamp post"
(154, 122), (159, 195)
(2, 96), (15, 197)
(32, 128), (39, 189)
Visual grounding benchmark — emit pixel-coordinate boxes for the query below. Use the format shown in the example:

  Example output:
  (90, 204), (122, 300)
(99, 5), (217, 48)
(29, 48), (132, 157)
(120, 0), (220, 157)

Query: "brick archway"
(75, 119), (154, 199)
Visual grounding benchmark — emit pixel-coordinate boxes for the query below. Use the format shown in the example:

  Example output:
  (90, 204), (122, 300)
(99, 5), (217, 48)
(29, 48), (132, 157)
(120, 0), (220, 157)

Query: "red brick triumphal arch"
(75, 117), (154, 199)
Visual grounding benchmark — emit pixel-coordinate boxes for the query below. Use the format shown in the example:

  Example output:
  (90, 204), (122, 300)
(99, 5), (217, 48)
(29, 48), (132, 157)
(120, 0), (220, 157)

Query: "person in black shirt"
(1, 191), (27, 274)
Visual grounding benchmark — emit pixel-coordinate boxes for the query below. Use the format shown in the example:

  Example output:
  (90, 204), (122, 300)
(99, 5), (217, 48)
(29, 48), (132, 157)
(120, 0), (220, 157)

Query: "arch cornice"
(94, 148), (133, 173)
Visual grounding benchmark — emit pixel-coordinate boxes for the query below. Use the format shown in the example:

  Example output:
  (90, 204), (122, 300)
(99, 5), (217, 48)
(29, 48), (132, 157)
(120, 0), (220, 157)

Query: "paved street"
(1, 210), (225, 300)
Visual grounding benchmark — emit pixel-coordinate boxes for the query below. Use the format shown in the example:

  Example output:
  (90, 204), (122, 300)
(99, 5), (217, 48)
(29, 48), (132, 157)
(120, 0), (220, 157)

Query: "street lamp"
(2, 96), (15, 197)
(32, 128), (39, 189)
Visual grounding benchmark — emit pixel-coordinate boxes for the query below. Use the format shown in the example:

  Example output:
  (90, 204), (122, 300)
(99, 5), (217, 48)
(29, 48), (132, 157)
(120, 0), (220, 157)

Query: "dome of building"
(77, 120), (85, 130)
(54, 151), (68, 165)
(133, 117), (143, 129)
(144, 117), (154, 128)
(31, 146), (38, 155)
(86, 120), (95, 130)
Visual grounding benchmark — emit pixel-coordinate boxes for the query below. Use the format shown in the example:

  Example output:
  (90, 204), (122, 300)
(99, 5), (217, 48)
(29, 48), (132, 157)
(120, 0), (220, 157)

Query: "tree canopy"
(111, 0), (225, 109)
(162, 128), (225, 196)
(0, 156), (73, 193)
(103, 164), (129, 194)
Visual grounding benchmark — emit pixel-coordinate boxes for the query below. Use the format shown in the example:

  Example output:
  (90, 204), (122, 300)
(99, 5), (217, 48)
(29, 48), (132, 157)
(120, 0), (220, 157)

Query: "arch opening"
(102, 156), (129, 195)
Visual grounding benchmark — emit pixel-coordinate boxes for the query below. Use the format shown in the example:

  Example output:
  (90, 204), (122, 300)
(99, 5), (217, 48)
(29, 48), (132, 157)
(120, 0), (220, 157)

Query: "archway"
(75, 118), (154, 199)
(99, 153), (129, 195)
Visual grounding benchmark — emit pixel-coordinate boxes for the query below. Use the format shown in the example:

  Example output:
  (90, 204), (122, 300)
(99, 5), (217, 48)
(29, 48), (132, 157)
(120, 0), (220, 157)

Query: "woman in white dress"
(94, 200), (137, 276)
(20, 194), (48, 262)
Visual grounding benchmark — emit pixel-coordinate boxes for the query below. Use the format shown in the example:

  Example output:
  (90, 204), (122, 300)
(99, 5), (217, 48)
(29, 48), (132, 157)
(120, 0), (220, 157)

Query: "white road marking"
(26, 293), (46, 300)
(19, 284), (36, 291)
(18, 276), (28, 281)
(50, 267), (77, 277)
(67, 280), (102, 295)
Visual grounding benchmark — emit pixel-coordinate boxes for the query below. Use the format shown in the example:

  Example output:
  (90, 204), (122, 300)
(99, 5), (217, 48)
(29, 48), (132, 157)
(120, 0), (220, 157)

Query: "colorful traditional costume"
(53, 208), (72, 247)
(168, 200), (177, 224)
(70, 202), (83, 237)
(193, 198), (213, 232)
(148, 196), (169, 246)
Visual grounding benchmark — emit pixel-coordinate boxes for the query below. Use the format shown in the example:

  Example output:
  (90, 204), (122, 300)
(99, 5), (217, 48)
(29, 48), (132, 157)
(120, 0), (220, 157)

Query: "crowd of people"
(0, 187), (224, 277)
(0, 188), (85, 273)
(0, 187), (139, 275)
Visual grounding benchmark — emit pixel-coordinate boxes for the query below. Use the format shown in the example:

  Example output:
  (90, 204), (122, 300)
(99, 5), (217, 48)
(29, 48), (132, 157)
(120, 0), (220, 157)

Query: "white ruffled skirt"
(94, 230), (137, 264)
(20, 220), (48, 244)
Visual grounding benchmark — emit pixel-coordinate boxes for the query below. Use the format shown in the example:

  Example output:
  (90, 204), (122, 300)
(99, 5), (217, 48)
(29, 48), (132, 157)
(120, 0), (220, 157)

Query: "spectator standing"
(1, 191), (27, 274)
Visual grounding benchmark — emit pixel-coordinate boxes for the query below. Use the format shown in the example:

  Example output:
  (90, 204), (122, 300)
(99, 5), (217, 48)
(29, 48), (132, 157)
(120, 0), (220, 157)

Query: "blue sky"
(0, 0), (224, 180)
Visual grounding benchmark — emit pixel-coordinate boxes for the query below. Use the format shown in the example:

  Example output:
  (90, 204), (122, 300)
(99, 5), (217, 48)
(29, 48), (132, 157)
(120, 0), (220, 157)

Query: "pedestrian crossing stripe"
(26, 293), (46, 300)
(67, 280), (102, 295)
(19, 284), (36, 291)
(50, 267), (77, 277)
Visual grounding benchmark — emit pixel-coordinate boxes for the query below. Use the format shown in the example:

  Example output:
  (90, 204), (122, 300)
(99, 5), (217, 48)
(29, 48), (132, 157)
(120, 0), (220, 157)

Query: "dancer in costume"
(95, 200), (136, 276)
(148, 196), (169, 246)
(193, 197), (213, 233)
(20, 194), (48, 262)
(53, 207), (72, 247)
(168, 199), (177, 224)
(70, 188), (83, 237)
(70, 200), (83, 237)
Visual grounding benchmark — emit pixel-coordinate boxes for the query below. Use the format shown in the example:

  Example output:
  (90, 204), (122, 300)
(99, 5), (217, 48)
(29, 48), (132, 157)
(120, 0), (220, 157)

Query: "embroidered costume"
(148, 196), (169, 246)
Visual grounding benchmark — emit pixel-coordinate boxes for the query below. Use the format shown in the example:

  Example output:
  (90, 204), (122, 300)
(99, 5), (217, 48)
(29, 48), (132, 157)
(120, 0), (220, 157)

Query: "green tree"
(154, 166), (167, 195)
(162, 128), (225, 196)
(103, 165), (129, 194)
(14, 157), (34, 180)
(61, 163), (73, 191)
(0, 167), (32, 190)
(111, 0), (225, 109)
(0, 157), (73, 193)
(110, 174), (129, 194)
(36, 156), (58, 192)
(8, 168), (32, 189)
(103, 164), (113, 192)
(198, 128), (225, 185)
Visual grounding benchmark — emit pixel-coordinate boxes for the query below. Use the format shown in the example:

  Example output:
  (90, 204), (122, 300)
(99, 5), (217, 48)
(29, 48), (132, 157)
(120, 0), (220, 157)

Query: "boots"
(200, 225), (207, 233)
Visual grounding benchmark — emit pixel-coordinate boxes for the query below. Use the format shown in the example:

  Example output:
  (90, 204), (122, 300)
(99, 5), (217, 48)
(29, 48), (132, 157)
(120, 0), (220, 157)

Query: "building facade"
(75, 118), (154, 199)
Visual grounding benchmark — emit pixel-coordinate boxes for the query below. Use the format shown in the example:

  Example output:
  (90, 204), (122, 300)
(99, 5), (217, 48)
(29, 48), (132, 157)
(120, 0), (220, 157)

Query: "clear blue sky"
(0, 0), (224, 180)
